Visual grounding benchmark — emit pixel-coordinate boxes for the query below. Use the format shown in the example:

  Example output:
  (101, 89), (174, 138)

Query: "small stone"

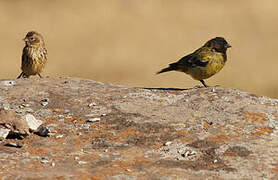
(3, 104), (10, 110)
(25, 114), (43, 131)
(4, 142), (23, 148)
(37, 126), (50, 137)
(0, 128), (10, 139)
(15, 109), (23, 114)
(86, 117), (100, 123)
(58, 115), (64, 119)
(88, 102), (96, 107)
(164, 141), (172, 146)
(74, 157), (80, 160)
(55, 134), (63, 139)
(41, 159), (50, 164)
(41, 102), (48, 107)
(22, 104), (30, 107)
(2, 81), (15, 86)
(78, 161), (87, 165)
(213, 159), (218, 163)
(41, 98), (49, 106)
(51, 162), (55, 167)
(185, 150), (196, 157)
(101, 113), (107, 117)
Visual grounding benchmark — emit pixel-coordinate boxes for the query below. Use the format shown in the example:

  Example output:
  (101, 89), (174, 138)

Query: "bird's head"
(23, 31), (45, 47)
(204, 37), (231, 53)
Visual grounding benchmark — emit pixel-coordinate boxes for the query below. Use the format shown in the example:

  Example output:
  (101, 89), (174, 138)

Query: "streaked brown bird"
(157, 37), (231, 87)
(17, 31), (47, 79)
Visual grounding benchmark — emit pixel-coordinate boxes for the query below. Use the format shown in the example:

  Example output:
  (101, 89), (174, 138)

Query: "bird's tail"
(156, 63), (178, 74)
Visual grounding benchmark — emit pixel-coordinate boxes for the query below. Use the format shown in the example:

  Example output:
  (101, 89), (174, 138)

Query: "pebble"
(41, 160), (50, 164)
(58, 115), (64, 119)
(78, 161), (87, 165)
(25, 114), (43, 131)
(5, 142), (23, 148)
(3, 104), (10, 110)
(88, 102), (96, 107)
(22, 103), (30, 107)
(185, 150), (196, 157)
(164, 141), (172, 146)
(41, 102), (48, 107)
(41, 98), (49, 106)
(37, 126), (50, 137)
(1, 81), (15, 86)
(0, 128), (10, 139)
(86, 117), (100, 123)
(55, 134), (64, 139)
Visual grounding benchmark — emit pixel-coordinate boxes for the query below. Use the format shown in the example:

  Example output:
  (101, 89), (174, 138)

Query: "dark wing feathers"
(157, 47), (210, 74)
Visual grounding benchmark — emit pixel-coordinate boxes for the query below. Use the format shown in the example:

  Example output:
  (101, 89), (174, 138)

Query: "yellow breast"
(187, 51), (226, 80)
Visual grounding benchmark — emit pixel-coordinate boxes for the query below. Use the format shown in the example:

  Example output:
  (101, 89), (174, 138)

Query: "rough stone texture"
(0, 77), (277, 179)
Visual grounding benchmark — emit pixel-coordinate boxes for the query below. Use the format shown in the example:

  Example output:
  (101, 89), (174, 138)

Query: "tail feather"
(156, 63), (178, 74)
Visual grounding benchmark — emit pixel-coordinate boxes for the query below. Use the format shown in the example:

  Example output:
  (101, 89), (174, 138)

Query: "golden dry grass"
(0, 0), (278, 98)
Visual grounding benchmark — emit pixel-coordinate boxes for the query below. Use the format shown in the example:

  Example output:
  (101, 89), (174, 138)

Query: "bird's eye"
(30, 37), (35, 41)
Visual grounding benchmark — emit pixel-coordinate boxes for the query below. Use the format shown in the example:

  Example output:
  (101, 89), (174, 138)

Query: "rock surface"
(0, 77), (277, 179)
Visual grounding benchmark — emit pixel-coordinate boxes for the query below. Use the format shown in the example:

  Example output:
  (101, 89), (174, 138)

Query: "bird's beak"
(23, 38), (28, 42)
(226, 44), (232, 48)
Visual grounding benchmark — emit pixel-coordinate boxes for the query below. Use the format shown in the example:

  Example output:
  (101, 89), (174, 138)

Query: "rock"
(25, 114), (43, 131)
(1, 80), (15, 86)
(0, 109), (29, 136)
(4, 142), (23, 148)
(41, 98), (49, 107)
(78, 161), (87, 165)
(86, 117), (100, 123)
(164, 141), (172, 146)
(0, 77), (277, 179)
(0, 128), (10, 139)
(88, 102), (96, 107)
(36, 126), (50, 137)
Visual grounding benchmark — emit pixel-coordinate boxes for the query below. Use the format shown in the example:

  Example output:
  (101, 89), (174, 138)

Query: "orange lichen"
(244, 112), (267, 124)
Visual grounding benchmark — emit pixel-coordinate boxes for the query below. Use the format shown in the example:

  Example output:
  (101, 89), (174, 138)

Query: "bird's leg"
(17, 72), (29, 79)
(38, 73), (43, 78)
(17, 72), (23, 79)
(200, 80), (208, 87)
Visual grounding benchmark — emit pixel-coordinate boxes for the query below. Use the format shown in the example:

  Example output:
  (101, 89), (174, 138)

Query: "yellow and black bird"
(17, 31), (47, 79)
(157, 37), (231, 87)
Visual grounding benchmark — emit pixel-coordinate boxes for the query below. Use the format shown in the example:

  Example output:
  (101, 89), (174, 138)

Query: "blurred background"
(0, 0), (277, 98)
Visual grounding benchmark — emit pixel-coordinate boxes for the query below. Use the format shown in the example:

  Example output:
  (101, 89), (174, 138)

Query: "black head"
(204, 37), (231, 53)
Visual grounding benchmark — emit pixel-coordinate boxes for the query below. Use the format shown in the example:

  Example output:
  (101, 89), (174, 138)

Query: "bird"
(17, 31), (47, 79)
(157, 37), (231, 87)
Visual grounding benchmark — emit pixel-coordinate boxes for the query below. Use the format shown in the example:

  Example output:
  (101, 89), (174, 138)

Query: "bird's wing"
(21, 47), (29, 65)
(176, 47), (211, 68)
